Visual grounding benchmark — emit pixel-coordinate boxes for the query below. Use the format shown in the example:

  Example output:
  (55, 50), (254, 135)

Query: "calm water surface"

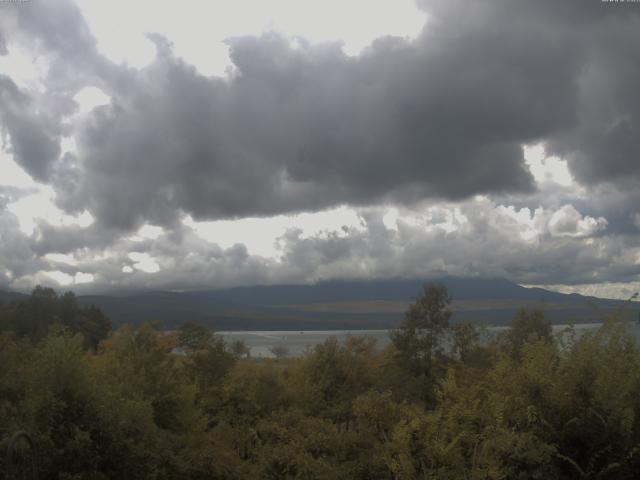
(218, 322), (636, 358)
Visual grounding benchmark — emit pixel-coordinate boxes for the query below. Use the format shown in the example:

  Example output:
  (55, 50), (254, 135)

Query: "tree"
(451, 322), (480, 363)
(505, 307), (552, 359)
(229, 339), (251, 358)
(390, 283), (452, 405)
(177, 321), (212, 351)
(177, 321), (235, 392)
(391, 282), (452, 366)
(75, 304), (111, 349)
(0, 287), (111, 347)
(269, 345), (289, 359)
(295, 336), (377, 426)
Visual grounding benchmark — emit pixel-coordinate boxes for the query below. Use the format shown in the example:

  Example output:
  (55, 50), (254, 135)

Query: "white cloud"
(185, 206), (363, 257)
(524, 144), (574, 187)
(0, 148), (38, 189)
(382, 208), (399, 231)
(497, 205), (540, 242)
(532, 282), (640, 301)
(74, 272), (94, 284)
(548, 204), (607, 238)
(128, 252), (160, 273)
(60, 136), (78, 156)
(2, 195), (635, 294)
(73, 86), (110, 115)
(0, 45), (48, 91)
(44, 253), (78, 266)
(24, 270), (94, 287)
(43, 270), (74, 286)
(127, 224), (164, 242)
(7, 186), (94, 235)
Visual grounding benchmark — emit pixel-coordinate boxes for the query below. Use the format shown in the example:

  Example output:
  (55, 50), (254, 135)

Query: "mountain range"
(1, 278), (637, 330)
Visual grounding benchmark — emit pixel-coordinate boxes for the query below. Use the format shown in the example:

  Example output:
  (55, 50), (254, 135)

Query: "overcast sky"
(1, 0), (640, 298)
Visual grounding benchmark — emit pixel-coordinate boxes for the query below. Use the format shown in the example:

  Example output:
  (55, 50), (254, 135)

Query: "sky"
(1, 0), (640, 299)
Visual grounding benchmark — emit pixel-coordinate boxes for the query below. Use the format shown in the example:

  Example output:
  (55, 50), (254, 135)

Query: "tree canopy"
(2, 285), (640, 479)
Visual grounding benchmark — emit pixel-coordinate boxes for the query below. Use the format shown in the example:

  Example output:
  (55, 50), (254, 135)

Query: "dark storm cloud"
(30, 222), (117, 255)
(417, 0), (640, 188)
(3, 0), (640, 230)
(22, 0), (610, 229)
(472, 0), (640, 187)
(0, 76), (61, 181)
(57, 27), (546, 229)
(548, 36), (640, 186)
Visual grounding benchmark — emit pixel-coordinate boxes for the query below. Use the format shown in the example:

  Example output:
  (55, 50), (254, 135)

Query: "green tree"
(390, 282), (452, 405)
(505, 307), (552, 360)
(177, 320), (213, 351)
(293, 336), (378, 428)
(177, 321), (235, 396)
(0, 287), (111, 348)
(229, 339), (251, 358)
(269, 344), (290, 359)
(451, 322), (480, 363)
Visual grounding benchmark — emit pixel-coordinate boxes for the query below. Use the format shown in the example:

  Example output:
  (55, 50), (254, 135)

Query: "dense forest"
(1, 285), (640, 479)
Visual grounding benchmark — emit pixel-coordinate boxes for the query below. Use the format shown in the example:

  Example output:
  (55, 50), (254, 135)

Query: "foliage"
(2, 286), (640, 479)
(503, 307), (553, 360)
(268, 345), (290, 359)
(390, 282), (452, 406)
(0, 287), (110, 347)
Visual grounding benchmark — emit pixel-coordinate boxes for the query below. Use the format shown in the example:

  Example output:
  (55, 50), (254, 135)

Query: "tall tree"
(390, 282), (452, 405)
(505, 307), (552, 360)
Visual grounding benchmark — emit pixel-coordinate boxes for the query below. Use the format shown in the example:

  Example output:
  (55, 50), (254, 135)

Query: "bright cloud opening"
(128, 252), (161, 273)
(73, 87), (111, 115)
(78, 0), (426, 76)
(524, 144), (574, 187)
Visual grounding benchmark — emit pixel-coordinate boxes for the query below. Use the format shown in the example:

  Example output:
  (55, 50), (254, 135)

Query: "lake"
(218, 322), (634, 358)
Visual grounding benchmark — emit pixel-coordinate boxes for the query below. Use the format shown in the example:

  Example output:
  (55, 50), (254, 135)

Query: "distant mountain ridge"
(0, 290), (28, 303)
(193, 277), (590, 304)
(1, 277), (636, 330)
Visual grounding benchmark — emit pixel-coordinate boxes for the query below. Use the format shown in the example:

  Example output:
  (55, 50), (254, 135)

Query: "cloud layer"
(1, 0), (640, 294)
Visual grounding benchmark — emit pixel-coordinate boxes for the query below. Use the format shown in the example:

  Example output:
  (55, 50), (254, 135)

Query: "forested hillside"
(2, 285), (640, 478)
